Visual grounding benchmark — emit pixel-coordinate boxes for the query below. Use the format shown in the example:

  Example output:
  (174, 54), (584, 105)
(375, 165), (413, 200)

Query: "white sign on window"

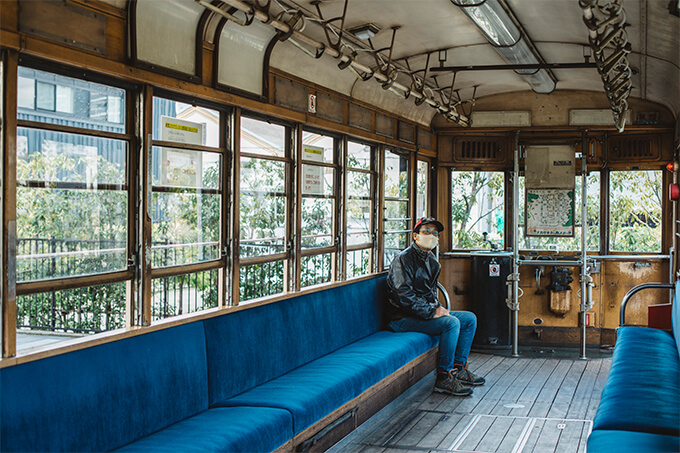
(160, 116), (203, 187)
(303, 145), (324, 195)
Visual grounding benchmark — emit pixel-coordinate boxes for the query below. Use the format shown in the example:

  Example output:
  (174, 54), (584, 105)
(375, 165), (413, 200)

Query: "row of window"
(11, 65), (430, 349)
(453, 170), (662, 253)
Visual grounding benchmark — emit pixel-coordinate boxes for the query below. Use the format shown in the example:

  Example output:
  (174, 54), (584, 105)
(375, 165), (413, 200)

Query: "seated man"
(386, 217), (485, 397)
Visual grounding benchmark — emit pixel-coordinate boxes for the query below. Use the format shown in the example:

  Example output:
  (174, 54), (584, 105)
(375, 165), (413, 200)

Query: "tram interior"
(1, 0), (679, 452)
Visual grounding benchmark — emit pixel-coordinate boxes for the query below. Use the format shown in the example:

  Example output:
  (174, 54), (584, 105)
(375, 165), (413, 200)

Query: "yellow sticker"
(165, 122), (199, 134)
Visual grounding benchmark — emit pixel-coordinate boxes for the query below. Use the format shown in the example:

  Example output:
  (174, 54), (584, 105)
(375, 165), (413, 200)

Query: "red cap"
(413, 217), (444, 233)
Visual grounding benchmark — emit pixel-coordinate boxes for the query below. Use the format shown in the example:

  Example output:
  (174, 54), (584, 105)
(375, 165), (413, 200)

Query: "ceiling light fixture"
(451, 0), (557, 94)
(348, 23), (380, 40)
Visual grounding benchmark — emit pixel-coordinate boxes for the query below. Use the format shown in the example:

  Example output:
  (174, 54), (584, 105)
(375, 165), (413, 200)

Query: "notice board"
(525, 189), (574, 237)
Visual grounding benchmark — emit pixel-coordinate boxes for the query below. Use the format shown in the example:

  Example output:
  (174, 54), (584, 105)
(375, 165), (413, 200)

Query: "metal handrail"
(437, 282), (450, 310)
(619, 282), (674, 327)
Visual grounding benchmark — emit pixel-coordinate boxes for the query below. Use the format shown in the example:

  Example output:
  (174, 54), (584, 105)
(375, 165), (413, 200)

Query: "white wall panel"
(217, 20), (276, 96)
(135, 0), (204, 75)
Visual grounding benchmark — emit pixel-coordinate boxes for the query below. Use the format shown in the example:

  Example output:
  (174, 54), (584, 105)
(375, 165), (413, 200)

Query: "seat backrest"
(203, 275), (387, 405)
(0, 322), (209, 452)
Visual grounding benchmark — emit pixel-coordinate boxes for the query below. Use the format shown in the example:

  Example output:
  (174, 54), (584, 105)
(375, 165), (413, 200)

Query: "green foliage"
(239, 261), (284, 301)
(239, 157), (286, 251)
(451, 171), (505, 249)
(609, 170), (662, 252)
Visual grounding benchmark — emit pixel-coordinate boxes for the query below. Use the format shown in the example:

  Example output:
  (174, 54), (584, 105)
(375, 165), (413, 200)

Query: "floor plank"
(327, 352), (612, 453)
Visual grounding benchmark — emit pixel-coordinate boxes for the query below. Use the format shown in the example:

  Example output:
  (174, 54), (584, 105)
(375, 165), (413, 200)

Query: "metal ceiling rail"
(579, 0), (632, 132)
(197, 0), (471, 126)
(431, 62), (598, 72)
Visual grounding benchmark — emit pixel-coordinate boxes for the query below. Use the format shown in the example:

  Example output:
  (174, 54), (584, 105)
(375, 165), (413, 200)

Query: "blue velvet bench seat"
(587, 280), (680, 452)
(1, 275), (438, 452)
(214, 331), (437, 435)
(1, 323), (211, 453)
(592, 326), (680, 437)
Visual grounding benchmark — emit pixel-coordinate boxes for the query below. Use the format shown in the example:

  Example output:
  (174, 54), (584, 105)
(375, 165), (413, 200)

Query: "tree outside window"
(451, 171), (504, 250)
(609, 170), (662, 253)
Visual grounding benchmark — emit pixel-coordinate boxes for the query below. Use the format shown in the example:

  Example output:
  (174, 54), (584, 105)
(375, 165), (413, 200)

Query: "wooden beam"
(1, 50), (18, 358)
(138, 85), (153, 327)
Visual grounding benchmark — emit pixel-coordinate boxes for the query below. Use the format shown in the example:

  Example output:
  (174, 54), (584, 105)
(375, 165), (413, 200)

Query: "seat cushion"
(587, 429), (680, 453)
(214, 330), (436, 434)
(115, 407), (292, 453)
(593, 326), (680, 436)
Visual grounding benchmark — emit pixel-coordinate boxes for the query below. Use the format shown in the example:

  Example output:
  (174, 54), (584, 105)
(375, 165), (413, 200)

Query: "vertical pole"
(511, 133), (520, 358)
(580, 131), (590, 360)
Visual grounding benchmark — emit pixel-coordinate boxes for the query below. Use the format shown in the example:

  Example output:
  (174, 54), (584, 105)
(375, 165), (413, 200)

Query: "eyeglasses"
(418, 228), (440, 237)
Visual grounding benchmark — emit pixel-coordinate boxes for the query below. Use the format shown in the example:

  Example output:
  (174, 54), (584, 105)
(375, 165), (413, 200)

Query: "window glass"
(416, 159), (429, 219)
(239, 157), (286, 257)
(301, 131), (337, 252)
(240, 261), (284, 301)
(240, 116), (286, 157)
(239, 115), (289, 307)
(152, 97), (218, 147)
(301, 253), (332, 287)
(609, 170), (661, 253)
(451, 171), (504, 250)
(17, 282), (125, 343)
(347, 141), (373, 247)
(384, 150), (410, 265)
(347, 140), (371, 170)
(518, 173), (600, 251)
(302, 131), (334, 163)
(18, 67), (125, 132)
(151, 149), (221, 267)
(16, 128), (128, 281)
(15, 67), (130, 344)
(346, 248), (370, 279)
(152, 270), (218, 320)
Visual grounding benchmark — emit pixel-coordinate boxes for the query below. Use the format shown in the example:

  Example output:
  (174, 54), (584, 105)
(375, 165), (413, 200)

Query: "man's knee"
(452, 311), (477, 330)
(441, 314), (461, 332)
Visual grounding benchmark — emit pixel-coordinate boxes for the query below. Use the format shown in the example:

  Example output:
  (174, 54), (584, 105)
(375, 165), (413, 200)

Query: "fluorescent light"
(452, 0), (556, 93)
(458, 0), (520, 46)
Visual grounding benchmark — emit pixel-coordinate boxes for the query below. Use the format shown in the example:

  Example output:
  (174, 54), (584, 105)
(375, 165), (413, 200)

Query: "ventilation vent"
(453, 137), (506, 162)
(608, 135), (660, 162)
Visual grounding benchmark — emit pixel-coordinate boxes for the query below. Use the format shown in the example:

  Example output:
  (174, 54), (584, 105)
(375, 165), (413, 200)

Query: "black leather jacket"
(386, 242), (441, 321)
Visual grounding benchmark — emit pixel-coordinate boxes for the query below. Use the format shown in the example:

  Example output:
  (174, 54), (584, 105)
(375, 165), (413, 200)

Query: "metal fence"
(16, 238), (388, 333)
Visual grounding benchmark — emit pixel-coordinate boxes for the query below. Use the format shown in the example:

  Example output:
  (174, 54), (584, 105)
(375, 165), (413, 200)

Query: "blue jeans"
(389, 311), (477, 373)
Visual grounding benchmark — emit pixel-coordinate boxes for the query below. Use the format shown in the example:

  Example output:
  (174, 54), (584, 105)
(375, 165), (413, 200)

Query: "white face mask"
(416, 233), (439, 251)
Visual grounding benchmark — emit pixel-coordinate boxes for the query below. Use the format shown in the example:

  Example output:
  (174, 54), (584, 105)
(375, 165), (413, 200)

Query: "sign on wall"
(526, 189), (574, 237)
(525, 145), (575, 237)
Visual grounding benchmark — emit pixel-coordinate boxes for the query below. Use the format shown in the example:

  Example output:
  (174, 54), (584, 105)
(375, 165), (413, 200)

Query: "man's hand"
(433, 305), (450, 318)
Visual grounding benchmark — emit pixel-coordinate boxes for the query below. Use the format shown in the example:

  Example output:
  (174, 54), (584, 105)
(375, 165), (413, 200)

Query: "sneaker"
(434, 371), (473, 396)
(457, 367), (485, 386)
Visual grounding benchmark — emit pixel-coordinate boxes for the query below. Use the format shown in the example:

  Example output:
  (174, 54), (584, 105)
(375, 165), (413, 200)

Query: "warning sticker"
(489, 264), (500, 277)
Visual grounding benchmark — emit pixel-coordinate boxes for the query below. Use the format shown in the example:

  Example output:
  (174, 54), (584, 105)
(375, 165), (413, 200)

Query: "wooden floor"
(328, 351), (612, 453)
